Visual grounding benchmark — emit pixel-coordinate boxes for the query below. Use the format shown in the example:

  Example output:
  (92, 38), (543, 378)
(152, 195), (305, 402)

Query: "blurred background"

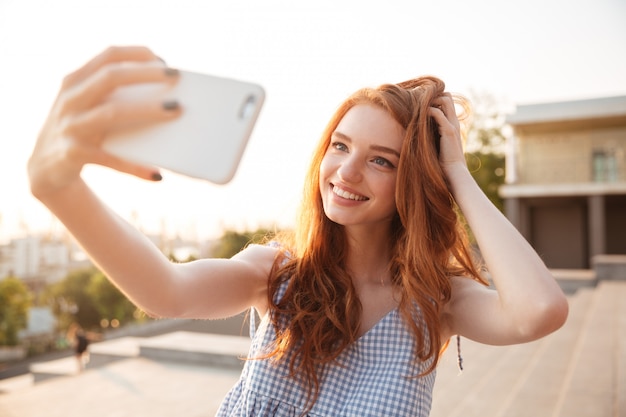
(0, 0), (625, 416)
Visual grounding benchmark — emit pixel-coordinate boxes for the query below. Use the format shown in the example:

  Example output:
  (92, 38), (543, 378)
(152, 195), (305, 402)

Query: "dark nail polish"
(162, 100), (179, 111)
(151, 172), (163, 181)
(164, 67), (179, 77)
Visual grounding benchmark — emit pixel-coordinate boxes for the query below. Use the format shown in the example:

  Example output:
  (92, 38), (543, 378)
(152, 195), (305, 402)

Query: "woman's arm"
(28, 46), (271, 319)
(37, 179), (272, 319)
(432, 94), (568, 345)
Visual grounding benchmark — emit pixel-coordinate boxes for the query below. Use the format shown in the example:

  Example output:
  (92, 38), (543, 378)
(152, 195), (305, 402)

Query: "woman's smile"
(331, 184), (369, 201)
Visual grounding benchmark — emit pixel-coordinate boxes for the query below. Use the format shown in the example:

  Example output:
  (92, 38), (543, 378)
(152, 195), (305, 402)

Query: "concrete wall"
(516, 125), (626, 184)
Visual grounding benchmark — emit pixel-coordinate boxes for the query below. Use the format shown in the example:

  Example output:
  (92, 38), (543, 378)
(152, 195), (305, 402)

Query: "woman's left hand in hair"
(428, 93), (467, 171)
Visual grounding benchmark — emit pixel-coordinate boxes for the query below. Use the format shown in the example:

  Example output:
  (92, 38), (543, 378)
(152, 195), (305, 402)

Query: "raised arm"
(431, 94), (568, 345)
(28, 46), (271, 319)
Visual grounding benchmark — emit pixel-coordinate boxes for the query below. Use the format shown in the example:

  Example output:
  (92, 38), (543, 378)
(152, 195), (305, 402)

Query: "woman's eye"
(373, 157), (393, 168)
(331, 142), (348, 152)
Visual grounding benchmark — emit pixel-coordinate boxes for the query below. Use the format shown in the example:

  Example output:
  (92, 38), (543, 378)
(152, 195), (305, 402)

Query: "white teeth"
(332, 185), (368, 201)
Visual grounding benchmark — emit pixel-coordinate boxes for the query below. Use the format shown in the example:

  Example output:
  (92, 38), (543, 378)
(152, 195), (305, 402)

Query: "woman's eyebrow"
(371, 144), (400, 158)
(332, 131), (400, 158)
(331, 131), (351, 142)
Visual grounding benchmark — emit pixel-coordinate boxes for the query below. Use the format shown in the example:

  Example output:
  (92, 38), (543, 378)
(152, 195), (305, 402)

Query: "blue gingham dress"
(216, 279), (436, 417)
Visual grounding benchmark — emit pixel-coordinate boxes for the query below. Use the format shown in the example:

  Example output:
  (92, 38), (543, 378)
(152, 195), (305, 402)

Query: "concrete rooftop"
(0, 278), (624, 417)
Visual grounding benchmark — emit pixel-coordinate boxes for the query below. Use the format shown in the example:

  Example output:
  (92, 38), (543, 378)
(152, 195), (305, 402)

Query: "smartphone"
(102, 70), (265, 184)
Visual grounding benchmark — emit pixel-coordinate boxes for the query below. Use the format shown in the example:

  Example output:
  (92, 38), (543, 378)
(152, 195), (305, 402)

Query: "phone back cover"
(103, 71), (265, 184)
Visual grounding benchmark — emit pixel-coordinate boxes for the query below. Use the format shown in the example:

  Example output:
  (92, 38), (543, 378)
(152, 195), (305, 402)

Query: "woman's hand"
(428, 93), (467, 172)
(28, 46), (182, 199)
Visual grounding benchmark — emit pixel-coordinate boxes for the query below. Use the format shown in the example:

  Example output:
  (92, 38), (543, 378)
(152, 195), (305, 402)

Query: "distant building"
(0, 235), (87, 287)
(0, 231), (208, 285)
(502, 95), (626, 269)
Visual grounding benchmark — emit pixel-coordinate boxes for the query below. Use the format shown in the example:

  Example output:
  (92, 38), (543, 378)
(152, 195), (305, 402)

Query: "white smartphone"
(102, 70), (265, 184)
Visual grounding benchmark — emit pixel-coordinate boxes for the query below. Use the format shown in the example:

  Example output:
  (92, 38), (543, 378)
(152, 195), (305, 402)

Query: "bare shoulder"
(232, 243), (282, 267)
(231, 243), (282, 316)
(169, 243), (282, 319)
(229, 243), (282, 289)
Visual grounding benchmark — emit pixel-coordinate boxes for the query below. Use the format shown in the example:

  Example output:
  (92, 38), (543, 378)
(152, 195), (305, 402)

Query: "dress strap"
(249, 307), (257, 339)
(456, 334), (464, 372)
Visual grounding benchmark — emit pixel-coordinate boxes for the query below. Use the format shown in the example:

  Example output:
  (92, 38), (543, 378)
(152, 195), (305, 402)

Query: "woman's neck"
(344, 224), (394, 286)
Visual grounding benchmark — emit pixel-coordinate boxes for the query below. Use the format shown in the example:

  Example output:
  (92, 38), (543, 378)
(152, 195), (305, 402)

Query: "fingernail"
(164, 67), (179, 77)
(151, 172), (163, 181)
(162, 100), (180, 111)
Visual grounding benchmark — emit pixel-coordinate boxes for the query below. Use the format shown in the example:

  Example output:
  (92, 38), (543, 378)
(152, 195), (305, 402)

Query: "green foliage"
(212, 228), (277, 259)
(466, 152), (505, 212)
(464, 91), (508, 213)
(45, 269), (101, 330)
(86, 270), (138, 325)
(0, 276), (32, 346)
(45, 267), (139, 331)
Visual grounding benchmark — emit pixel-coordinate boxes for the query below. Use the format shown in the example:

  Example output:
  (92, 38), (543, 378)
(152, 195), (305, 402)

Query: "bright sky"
(1, 0), (625, 243)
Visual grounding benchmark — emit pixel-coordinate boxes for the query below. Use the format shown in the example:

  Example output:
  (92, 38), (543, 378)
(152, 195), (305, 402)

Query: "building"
(0, 235), (83, 288)
(501, 95), (626, 270)
(0, 231), (208, 285)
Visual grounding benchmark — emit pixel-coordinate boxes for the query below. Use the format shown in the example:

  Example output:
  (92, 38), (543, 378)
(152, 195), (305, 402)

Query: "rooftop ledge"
(499, 181), (626, 198)
(506, 95), (626, 125)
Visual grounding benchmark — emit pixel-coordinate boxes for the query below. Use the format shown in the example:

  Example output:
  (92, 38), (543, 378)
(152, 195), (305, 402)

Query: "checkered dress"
(216, 279), (436, 417)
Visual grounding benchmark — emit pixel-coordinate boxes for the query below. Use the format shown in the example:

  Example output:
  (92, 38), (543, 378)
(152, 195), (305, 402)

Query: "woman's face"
(319, 104), (405, 232)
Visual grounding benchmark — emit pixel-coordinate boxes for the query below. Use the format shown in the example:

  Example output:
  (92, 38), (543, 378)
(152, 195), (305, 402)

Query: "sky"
(0, 0), (625, 243)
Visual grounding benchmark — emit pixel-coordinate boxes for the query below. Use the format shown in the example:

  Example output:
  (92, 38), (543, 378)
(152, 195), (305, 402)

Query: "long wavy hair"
(265, 75), (486, 406)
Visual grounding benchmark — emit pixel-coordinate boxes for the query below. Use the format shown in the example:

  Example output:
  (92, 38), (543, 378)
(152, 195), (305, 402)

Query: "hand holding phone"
(103, 70), (265, 184)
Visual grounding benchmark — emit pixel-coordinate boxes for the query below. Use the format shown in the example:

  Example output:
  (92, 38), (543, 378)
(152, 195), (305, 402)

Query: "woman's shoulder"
(234, 242), (282, 261)
(231, 241), (289, 280)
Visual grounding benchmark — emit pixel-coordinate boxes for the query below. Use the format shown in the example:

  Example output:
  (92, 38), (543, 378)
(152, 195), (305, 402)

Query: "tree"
(0, 276), (31, 346)
(464, 91), (508, 212)
(45, 268), (101, 331)
(466, 152), (505, 212)
(45, 267), (140, 331)
(87, 270), (139, 326)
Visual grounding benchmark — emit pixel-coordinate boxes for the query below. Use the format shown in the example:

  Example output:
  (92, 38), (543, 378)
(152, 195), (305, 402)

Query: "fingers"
(30, 45), (181, 192)
(62, 46), (159, 89)
(429, 93), (466, 166)
(91, 148), (163, 182)
(430, 93), (462, 140)
(60, 62), (179, 114)
(428, 105), (457, 137)
(70, 143), (162, 182)
(431, 93), (460, 129)
(62, 96), (182, 144)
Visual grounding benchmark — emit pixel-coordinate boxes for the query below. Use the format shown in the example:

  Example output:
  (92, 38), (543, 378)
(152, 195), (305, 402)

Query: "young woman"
(28, 46), (568, 416)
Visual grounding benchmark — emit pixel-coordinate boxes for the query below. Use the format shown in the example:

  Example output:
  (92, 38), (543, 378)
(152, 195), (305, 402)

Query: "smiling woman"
(27, 46), (568, 417)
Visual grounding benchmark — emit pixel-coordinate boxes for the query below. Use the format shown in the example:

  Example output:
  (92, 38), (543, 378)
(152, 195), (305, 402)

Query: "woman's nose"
(337, 155), (363, 183)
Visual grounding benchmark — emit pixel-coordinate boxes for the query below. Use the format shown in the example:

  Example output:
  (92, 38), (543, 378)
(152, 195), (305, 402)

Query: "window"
(592, 148), (620, 182)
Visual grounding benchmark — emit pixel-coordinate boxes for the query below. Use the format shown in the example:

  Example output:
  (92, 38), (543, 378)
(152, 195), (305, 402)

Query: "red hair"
(265, 76), (486, 405)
